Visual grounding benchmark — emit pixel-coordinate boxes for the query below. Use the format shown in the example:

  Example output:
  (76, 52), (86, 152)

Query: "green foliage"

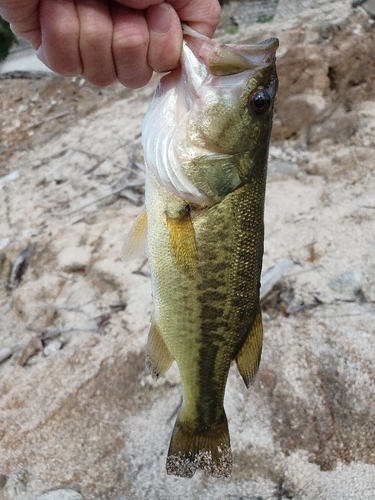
(0, 17), (17, 61)
(225, 25), (239, 35)
(257, 13), (274, 23)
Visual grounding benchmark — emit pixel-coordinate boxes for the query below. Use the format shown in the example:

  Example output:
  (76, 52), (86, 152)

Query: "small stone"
(3, 470), (28, 499)
(57, 247), (92, 272)
(329, 269), (362, 296)
(268, 160), (299, 181)
(361, 0), (375, 18)
(0, 346), (14, 364)
(43, 339), (64, 357)
(0, 238), (10, 251)
(33, 489), (84, 500)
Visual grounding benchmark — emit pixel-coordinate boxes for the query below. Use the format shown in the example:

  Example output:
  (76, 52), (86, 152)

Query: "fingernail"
(148, 3), (173, 36)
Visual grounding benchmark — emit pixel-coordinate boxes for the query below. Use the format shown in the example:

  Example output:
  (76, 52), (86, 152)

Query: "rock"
(360, 0), (375, 17)
(272, 44), (329, 140)
(0, 347), (14, 365)
(57, 246), (92, 272)
(268, 159), (299, 180)
(329, 269), (362, 296)
(2, 471), (27, 500)
(43, 339), (65, 357)
(276, 0), (337, 19)
(0, 238), (9, 251)
(362, 259), (375, 301)
(307, 108), (360, 145)
(33, 489), (83, 500)
(275, 93), (327, 140)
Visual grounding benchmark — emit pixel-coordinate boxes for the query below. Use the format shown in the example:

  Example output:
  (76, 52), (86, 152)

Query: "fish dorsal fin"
(235, 303), (263, 388)
(146, 319), (174, 380)
(121, 210), (148, 263)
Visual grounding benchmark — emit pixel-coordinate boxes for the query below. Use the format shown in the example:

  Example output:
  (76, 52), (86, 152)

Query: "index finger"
(168, 0), (221, 37)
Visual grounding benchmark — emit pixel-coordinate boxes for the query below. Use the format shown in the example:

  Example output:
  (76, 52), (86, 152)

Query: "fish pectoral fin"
(121, 210), (147, 263)
(146, 319), (174, 380)
(166, 205), (198, 278)
(235, 303), (263, 388)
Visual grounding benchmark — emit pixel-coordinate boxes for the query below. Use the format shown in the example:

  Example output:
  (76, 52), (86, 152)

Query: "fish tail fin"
(166, 410), (233, 478)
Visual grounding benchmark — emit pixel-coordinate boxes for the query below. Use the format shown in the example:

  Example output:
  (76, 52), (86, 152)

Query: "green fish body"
(123, 27), (278, 478)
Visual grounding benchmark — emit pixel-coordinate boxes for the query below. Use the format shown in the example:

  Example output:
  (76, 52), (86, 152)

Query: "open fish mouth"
(182, 24), (278, 78)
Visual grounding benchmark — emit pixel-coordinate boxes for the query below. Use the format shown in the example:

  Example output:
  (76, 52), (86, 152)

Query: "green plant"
(0, 17), (17, 61)
(225, 25), (239, 35)
(257, 13), (274, 23)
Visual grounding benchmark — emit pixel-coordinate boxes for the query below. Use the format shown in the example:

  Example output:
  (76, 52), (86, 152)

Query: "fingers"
(35, 0), (221, 88)
(0, 2), (41, 49)
(170, 0), (221, 37)
(111, 4), (152, 88)
(38, 0), (82, 77)
(76, 0), (116, 86)
(146, 3), (182, 74)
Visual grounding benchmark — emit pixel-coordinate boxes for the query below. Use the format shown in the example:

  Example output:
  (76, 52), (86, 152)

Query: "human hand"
(0, 0), (221, 88)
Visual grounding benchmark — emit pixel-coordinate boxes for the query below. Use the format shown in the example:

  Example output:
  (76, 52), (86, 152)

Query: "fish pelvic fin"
(165, 205), (198, 279)
(236, 303), (263, 388)
(166, 411), (233, 478)
(121, 210), (147, 263)
(146, 319), (174, 380)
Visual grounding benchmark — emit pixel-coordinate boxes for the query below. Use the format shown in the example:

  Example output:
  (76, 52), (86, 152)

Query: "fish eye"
(249, 89), (271, 115)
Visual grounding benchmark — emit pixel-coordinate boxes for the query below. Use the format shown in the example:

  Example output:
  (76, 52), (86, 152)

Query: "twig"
(8, 243), (36, 289)
(53, 185), (129, 217)
(48, 305), (107, 335)
(260, 258), (294, 301)
(132, 258), (150, 277)
(27, 325), (104, 341)
(27, 110), (71, 129)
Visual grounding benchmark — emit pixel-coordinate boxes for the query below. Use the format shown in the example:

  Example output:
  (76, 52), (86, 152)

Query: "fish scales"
(122, 26), (278, 478)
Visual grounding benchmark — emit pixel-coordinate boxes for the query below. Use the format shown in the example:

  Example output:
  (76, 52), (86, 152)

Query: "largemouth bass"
(123, 26), (278, 478)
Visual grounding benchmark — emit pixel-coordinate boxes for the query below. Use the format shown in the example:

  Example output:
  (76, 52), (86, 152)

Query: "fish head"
(142, 29), (278, 205)
(181, 34), (279, 157)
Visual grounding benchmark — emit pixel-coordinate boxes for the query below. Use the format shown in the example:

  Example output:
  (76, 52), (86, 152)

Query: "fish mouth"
(182, 24), (279, 77)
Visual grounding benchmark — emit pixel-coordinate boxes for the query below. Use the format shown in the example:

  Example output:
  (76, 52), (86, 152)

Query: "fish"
(122, 25), (278, 478)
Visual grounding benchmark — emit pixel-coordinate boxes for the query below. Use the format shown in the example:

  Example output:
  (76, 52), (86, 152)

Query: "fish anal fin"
(166, 411), (233, 478)
(236, 303), (263, 388)
(146, 320), (174, 380)
(165, 205), (198, 278)
(121, 210), (147, 263)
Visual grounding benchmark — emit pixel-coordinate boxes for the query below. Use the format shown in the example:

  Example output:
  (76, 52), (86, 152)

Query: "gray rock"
(43, 339), (64, 357)
(2, 470), (27, 500)
(33, 489), (83, 500)
(329, 269), (362, 296)
(360, 0), (375, 17)
(0, 347), (13, 365)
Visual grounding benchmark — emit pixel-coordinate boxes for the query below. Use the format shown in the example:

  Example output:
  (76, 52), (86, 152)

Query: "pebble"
(44, 339), (64, 357)
(2, 470), (27, 500)
(359, 0), (375, 17)
(0, 238), (10, 251)
(329, 269), (362, 296)
(57, 246), (92, 273)
(0, 346), (14, 365)
(33, 489), (84, 500)
(0, 171), (19, 185)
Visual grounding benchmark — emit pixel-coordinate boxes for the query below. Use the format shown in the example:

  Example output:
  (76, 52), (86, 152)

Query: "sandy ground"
(1, 1), (375, 499)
